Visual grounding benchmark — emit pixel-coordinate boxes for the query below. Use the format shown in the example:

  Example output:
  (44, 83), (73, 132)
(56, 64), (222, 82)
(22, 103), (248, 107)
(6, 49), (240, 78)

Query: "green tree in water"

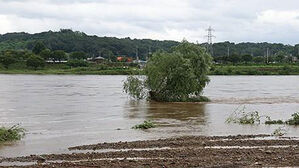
(123, 40), (212, 102)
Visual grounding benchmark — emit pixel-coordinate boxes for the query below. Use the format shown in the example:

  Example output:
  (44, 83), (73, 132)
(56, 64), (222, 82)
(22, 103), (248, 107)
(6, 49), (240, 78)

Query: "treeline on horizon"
(0, 29), (299, 62)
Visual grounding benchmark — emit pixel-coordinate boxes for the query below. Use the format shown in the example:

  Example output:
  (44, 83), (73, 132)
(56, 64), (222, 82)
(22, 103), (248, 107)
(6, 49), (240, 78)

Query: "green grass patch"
(0, 62), (143, 75)
(132, 120), (155, 129)
(0, 125), (25, 143)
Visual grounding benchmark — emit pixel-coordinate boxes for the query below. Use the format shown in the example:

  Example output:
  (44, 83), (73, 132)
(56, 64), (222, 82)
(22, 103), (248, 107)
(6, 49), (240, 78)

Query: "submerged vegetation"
(132, 120), (155, 129)
(226, 107), (261, 124)
(124, 40), (212, 102)
(286, 113), (299, 125)
(0, 125), (25, 143)
(272, 127), (287, 137)
(265, 113), (299, 125)
(227, 107), (299, 126)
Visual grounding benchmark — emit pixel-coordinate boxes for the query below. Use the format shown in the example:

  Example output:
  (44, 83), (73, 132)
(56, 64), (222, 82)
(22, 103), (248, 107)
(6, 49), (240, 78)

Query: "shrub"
(67, 60), (88, 67)
(226, 106), (261, 124)
(0, 125), (25, 143)
(286, 112), (299, 125)
(69, 51), (87, 60)
(26, 55), (45, 70)
(272, 127), (286, 137)
(265, 120), (284, 125)
(265, 116), (284, 125)
(0, 55), (17, 69)
(132, 120), (155, 129)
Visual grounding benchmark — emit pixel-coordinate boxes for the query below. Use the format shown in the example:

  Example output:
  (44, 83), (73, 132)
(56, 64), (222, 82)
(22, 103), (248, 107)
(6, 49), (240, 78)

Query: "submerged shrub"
(265, 116), (284, 125)
(265, 120), (284, 125)
(286, 112), (299, 125)
(226, 106), (261, 124)
(0, 125), (25, 142)
(265, 112), (299, 125)
(132, 120), (155, 129)
(272, 127), (287, 137)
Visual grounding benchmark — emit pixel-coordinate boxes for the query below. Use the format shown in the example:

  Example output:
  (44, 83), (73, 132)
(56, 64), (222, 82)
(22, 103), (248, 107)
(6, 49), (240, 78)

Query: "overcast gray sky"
(1, 0), (299, 44)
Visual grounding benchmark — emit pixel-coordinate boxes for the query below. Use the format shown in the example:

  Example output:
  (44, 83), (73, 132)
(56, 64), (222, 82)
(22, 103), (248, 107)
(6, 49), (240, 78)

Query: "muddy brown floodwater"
(0, 75), (298, 165)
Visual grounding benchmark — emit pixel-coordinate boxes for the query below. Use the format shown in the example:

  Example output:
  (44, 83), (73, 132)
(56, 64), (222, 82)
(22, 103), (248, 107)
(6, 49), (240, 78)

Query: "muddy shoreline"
(1, 135), (298, 167)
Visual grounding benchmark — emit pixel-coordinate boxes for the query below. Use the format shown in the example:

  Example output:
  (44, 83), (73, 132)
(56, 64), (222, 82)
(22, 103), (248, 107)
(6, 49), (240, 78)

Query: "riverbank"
(210, 64), (299, 75)
(1, 63), (299, 75)
(0, 135), (298, 167)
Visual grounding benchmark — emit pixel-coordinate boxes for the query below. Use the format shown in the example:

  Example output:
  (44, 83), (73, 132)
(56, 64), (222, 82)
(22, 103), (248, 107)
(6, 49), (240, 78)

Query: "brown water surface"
(0, 75), (298, 157)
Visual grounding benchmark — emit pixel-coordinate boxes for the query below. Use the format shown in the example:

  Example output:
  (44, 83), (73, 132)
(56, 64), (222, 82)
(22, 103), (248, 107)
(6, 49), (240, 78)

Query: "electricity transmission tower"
(205, 26), (215, 56)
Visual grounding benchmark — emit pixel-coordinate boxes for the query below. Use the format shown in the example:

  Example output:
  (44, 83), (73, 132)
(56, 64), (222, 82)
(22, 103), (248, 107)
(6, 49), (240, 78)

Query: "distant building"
(46, 60), (68, 63)
(291, 56), (297, 62)
(117, 56), (133, 62)
(133, 60), (147, 68)
(88, 56), (105, 63)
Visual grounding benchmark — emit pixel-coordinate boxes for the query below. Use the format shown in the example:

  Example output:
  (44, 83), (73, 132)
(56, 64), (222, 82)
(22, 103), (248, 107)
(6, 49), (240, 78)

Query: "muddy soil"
(0, 135), (298, 168)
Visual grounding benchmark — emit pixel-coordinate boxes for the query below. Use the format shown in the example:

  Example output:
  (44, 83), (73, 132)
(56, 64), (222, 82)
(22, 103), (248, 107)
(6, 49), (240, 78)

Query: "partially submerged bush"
(265, 119), (284, 125)
(0, 125), (25, 143)
(132, 120), (155, 129)
(286, 112), (299, 125)
(272, 127), (287, 137)
(265, 116), (284, 125)
(226, 106), (261, 124)
(265, 113), (299, 125)
(123, 40), (212, 102)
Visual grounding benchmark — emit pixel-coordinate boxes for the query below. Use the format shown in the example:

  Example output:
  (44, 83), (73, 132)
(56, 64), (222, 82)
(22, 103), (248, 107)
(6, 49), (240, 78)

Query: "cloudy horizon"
(1, 0), (299, 44)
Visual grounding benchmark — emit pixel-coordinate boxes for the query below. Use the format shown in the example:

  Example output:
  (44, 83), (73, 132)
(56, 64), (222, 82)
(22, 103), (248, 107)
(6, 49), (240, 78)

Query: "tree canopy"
(124, 40), (212, 102)
(26, 54), (45, 70)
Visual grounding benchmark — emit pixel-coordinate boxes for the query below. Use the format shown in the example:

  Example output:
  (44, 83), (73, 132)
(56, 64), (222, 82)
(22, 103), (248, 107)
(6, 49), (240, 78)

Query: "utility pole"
(205, 26), (215, 56)
(266, 48), (269, 64)
(147, 46), (152, 61)
(136, 46), (139, 62)
(227, 46), (230, 57)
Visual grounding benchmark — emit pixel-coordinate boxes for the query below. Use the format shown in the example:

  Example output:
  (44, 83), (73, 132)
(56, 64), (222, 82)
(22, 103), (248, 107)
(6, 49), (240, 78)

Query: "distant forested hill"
(0, 29), (179, 60)
(1, 29), (299, 59)
(211, 41), (299, 57)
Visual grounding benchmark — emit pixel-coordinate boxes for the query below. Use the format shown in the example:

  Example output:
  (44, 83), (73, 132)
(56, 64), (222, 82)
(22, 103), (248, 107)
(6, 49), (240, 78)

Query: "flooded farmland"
(0, 75), (298, 158)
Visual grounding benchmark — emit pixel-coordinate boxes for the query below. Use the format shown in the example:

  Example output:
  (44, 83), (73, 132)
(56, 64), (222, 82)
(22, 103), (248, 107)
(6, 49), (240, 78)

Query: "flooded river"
(0, 75), (298, 157)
